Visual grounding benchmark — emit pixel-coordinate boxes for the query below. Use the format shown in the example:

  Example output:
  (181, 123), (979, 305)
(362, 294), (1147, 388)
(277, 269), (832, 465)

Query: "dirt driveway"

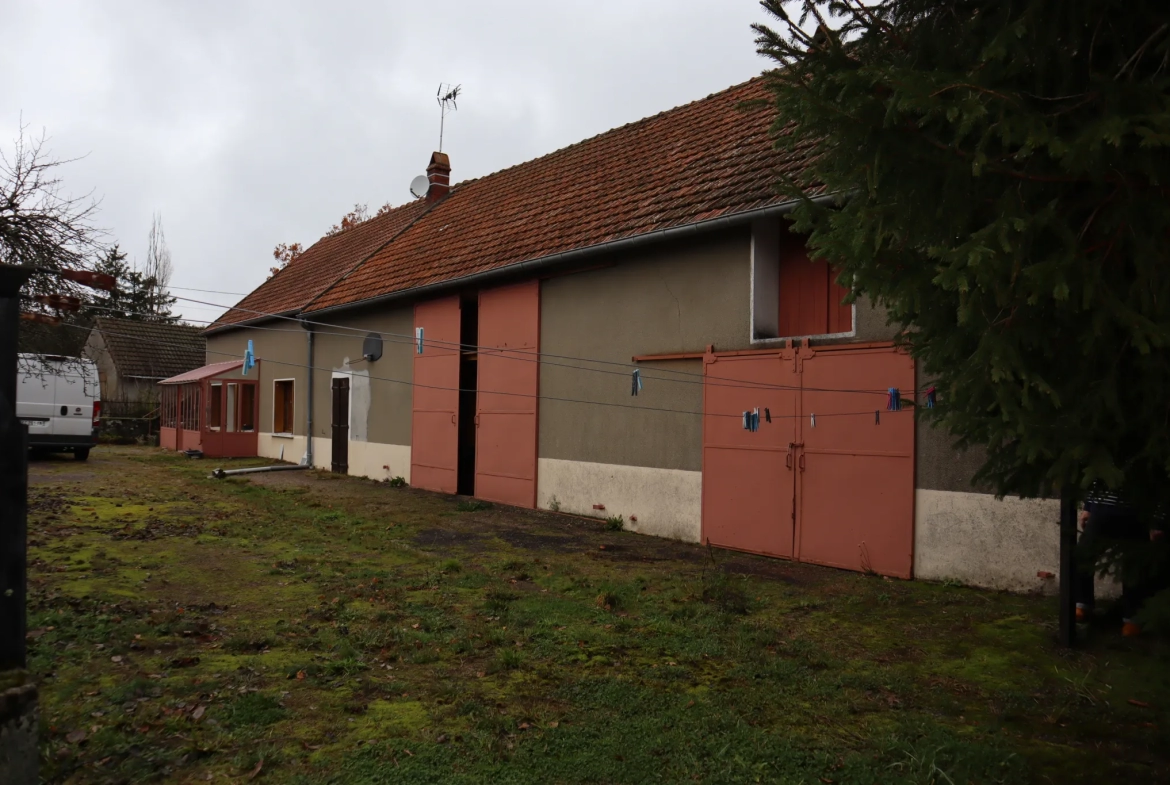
(24, 446), (1170, 784)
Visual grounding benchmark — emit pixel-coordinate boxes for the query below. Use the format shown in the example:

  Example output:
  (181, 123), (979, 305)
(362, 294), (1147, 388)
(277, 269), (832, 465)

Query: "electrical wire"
(85, 300), (902, 400)
(66, 320), (910, 423)
(175, 294), (921, 399)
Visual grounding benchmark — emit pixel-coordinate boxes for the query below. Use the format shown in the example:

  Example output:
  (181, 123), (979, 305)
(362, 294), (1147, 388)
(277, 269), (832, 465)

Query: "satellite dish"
(362, 332), (383, 362)
(409, 175), (429, 199)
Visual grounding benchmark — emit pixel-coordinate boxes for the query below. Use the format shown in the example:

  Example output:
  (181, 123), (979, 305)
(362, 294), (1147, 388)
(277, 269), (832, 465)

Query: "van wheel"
(74, 448), (90, 462)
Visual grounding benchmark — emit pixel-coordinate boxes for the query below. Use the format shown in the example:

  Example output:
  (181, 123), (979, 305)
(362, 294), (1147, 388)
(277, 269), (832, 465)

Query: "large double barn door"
(475, 281), (539, 508)
(410, 284), (539, 506)
(701, 344), (915, 578)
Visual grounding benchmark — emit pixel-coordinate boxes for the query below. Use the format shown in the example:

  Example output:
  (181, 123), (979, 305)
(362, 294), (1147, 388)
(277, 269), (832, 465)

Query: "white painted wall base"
(347, 441), (411, 483)
(258, 433), (306, 464)
(914, 489), (1119, 598)
(305, 437), (411, 484)
(537, 458), (702, 542)
(915, 490), (1059, 593)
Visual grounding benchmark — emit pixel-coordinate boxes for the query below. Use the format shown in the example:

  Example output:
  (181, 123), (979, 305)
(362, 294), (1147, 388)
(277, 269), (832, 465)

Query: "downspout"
(303, 320), (314, 467)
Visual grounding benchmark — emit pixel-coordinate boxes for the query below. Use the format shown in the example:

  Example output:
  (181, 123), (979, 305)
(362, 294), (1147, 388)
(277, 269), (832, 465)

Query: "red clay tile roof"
(208, 199), (431, 329)
(212, 76), (814, 327)
(307, 77), (813, 313)
(92, 317), (206, 379)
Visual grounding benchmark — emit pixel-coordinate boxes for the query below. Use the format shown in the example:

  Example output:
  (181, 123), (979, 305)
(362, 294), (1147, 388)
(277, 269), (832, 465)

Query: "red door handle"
(451, 413), (456, 425)
(786, 450), (793, 470)
(799, 454), (806, 472)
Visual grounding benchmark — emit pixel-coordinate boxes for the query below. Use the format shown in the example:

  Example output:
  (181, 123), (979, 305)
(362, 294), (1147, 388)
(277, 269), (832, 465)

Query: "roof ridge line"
(443, 76), (766, 193)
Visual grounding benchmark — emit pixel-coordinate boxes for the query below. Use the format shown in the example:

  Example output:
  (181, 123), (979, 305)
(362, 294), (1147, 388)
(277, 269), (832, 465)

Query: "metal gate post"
(0, 265), (33, 670)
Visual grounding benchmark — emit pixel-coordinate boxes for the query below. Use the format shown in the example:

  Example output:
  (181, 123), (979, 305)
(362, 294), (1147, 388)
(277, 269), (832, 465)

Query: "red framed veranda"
(158, 360), (259, 458)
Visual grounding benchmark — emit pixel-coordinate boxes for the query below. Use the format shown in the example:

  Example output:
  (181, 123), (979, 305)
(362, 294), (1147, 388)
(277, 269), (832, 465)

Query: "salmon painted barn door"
(411, 297), (462, 493)
(475, 281), (539, 508)
(701, 349), (799, 558)
(795, 344), (915, 578)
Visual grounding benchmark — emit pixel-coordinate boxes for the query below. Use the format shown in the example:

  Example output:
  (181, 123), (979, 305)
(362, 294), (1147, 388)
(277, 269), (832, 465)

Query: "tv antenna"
(437, 83), (461, 152)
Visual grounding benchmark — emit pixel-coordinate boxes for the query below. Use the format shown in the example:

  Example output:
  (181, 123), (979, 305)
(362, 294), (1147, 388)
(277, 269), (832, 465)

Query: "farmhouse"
(199, 77), (1059, 592)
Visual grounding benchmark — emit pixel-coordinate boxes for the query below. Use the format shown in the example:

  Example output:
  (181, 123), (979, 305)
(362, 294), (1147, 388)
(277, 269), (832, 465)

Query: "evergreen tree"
(754, 1), (1170, 516)
(82, 244), (176, 322)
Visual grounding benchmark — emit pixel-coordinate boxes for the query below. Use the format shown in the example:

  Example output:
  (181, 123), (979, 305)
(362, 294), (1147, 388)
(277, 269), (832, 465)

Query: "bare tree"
(1, 122), (104, 359)
(141, 213), (175, 320)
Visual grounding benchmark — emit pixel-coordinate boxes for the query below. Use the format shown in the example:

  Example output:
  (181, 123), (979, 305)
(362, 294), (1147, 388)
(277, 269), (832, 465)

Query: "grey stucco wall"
(539, 228), (751, 472)
(309, 306), (414, 446)
(206, 322), (308, 435)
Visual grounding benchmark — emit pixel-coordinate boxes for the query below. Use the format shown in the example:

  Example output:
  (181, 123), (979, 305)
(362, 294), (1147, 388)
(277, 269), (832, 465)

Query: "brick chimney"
(426, 152), (451, 203)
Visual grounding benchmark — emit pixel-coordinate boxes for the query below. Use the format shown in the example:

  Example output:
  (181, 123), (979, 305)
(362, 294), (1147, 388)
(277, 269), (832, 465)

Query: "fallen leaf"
(248, 759), (264, 779)
(192, 705), (206, 720)
(547, 721), (559, 729)
(518, 723), (530, 730)
(686, 700), (695, 708)
(436, 733), (449, 743)
(66, 730), (86, 744)
(111, 655), (123, 663)
(403, 748), (414, 756)
(1129, 699), (1152, 708)
(411, 623), (420, 629)
(26, 628), (48, 640)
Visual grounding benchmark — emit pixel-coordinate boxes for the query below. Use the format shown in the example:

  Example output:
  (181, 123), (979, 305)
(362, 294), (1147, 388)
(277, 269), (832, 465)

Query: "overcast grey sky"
(3, 1), (771, 322)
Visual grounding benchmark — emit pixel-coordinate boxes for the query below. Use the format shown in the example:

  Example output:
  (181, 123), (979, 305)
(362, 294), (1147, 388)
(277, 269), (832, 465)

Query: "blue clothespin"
(242, 340), (255, 375)
(415, 327), (424, 354)
(742, 411), (751, 431)
(887, 388), (901, 412)
(924, 386), (937, 409)
(631, 368), (643, 396)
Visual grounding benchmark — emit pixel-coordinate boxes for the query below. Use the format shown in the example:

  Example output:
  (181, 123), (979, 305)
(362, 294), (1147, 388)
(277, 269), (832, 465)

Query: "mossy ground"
(26, 446), (1170, 784)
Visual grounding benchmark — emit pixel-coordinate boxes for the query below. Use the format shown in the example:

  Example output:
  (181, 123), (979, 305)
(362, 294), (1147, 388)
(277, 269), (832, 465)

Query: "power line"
(94, 300), (903, 400)
(66, 320), (910, 423)
(176, 294), (921, 399)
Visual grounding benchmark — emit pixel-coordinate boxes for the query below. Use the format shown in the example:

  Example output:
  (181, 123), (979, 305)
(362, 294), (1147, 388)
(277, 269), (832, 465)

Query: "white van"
(17, 353), (100, 461)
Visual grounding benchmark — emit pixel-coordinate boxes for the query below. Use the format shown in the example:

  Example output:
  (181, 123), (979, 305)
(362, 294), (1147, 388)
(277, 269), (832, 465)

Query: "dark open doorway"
(456, 294), (478, 496)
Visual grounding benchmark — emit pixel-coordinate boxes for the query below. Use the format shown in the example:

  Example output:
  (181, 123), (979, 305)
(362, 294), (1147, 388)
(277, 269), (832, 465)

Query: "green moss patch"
(23, 446), (1170, 784)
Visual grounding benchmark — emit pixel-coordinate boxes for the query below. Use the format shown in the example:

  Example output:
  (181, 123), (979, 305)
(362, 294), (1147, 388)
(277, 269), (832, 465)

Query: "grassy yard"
(24, 446), (1170, 784)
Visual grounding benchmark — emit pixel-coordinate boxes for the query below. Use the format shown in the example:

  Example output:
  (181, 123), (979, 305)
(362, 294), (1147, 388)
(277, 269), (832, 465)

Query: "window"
(273, 379), (294, 434)
(209, 384), (222, 430)
(752, 220), (854, 341)
(239, 385), (256, 432)
(161, 386), (177, 429)
(226, 383), (238, 432)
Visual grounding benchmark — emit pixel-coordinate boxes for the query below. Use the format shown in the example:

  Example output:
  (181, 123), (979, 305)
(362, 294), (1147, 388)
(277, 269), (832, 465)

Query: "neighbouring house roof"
(92, 318), (206, 380)
(210, 200), (431, 328)
(159, 359), (243, 385)
(209, 76), (815, 330)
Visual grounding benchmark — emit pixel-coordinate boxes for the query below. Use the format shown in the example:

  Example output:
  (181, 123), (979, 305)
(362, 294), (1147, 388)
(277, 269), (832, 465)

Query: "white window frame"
(749, 218), (856, 345)
(272, 377), (295, 437)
